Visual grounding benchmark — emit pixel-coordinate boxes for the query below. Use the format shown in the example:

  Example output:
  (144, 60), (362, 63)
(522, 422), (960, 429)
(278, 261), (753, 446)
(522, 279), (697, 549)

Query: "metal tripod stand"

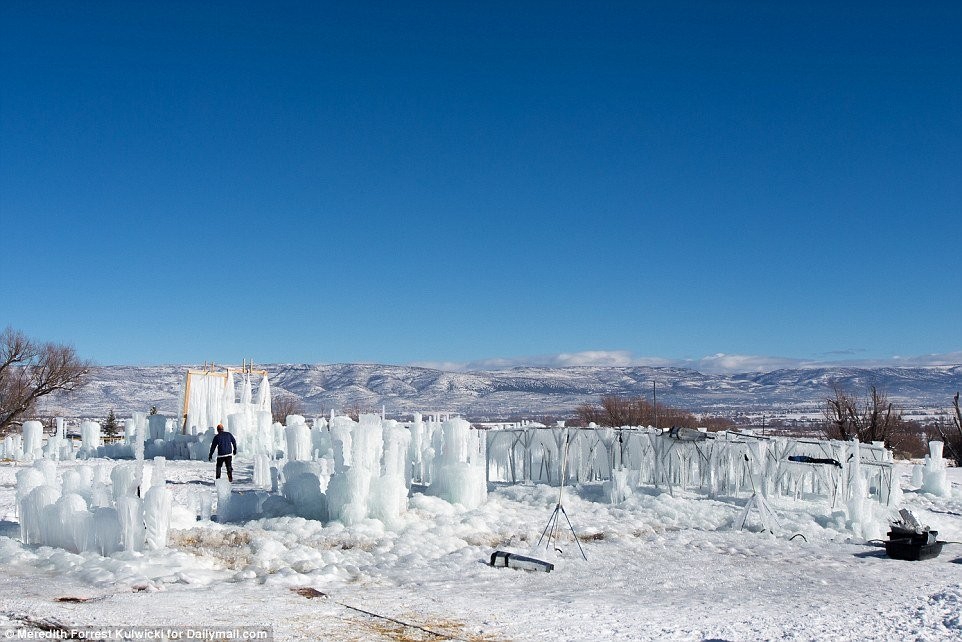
(536, 428), (588, 560)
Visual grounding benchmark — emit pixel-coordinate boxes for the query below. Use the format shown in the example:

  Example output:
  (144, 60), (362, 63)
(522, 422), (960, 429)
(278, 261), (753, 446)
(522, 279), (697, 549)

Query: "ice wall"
(184, 370), (272, 438)
(186, 372), (229, 434)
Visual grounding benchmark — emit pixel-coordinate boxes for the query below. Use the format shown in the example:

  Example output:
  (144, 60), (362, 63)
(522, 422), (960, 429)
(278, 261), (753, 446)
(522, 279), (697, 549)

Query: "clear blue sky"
(1, 2), (960, 371)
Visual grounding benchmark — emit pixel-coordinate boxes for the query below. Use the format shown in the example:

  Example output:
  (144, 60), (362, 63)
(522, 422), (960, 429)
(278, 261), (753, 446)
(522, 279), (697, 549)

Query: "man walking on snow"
(208, 423), (237, 482)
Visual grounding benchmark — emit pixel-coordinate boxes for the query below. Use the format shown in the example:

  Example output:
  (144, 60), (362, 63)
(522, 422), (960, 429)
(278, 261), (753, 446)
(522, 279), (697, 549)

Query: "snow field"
(0, 439), (960, 639)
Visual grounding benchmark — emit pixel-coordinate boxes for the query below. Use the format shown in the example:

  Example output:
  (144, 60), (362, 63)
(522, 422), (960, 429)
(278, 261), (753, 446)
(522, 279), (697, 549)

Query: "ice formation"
(922, 440), (950, 497)
(327, 414), (385, 525)
(80, 420), (102, 454)
(143, 485), (173, 550)
(9, 403), (905, 559)
(285, 415), (312, 461)
(282, 460), (328, 521)
(484, 423), (897, 521)
(183, 369), (272, 439)
(22, 420), (43, 460)
(370, 420), (412, 523)
(16, 458), (171, 555)
(428, 418), (487, 510)
(253, 453), (271, 488)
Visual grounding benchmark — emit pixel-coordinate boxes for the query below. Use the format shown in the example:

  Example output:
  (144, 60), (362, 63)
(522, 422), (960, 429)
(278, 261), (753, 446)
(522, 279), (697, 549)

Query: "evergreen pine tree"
(103, 409), (119, 437)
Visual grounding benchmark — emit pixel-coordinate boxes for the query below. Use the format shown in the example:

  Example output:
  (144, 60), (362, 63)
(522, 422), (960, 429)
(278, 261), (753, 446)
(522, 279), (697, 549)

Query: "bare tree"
(576, 394), (698, 428)
(0, 327), (90, 434)
(934, 392), (962, 466)
(823, 384), (903, 448)
(271, 394), (303, 424)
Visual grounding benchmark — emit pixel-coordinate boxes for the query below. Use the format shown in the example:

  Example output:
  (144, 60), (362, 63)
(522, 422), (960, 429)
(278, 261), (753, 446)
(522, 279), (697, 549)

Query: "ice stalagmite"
(22, 421), (43, 461)
(143, 485), (172, 550)
(80, 420), (101, 455)
(3, 434), (23, 460)
(282, 460), (327, 521)
(111, 463), (141, 500)
(55, 493), (91, 553)
(15, 467), (44, 528)
(117, 496), (146, 552)
(61, 469), (83, 496)
(22, 485), (60, 545)
(330, 417), (354, 470)
(253, 453), (271, 488)
(285, 416), (312, 461)
(922, 441), (950, 497)
(199, 490), (212, 521)
(428, 418), (487, 509)
(148, 414), (167, 441)
(228, 412), (250, 458)
(92, 507), (122, 555)
(604, 467), (631, 504)
(327, 415), (382, 525)
(215, 477), (232, 521)
(255, 374), (271, 412)
(370, 420), (411, 524)
(132, 412), (147, 461)
(45, 418), (63, 460)
(311, 417), (331, 461)
(254, 411), (273, 457)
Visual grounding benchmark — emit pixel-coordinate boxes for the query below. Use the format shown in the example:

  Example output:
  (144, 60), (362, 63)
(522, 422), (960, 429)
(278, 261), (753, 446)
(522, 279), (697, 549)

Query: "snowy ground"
(0, 459), (960, 641)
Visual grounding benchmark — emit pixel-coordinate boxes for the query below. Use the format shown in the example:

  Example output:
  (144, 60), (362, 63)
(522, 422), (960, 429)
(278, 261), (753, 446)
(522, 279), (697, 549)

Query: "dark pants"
(216, 455), (233, 482)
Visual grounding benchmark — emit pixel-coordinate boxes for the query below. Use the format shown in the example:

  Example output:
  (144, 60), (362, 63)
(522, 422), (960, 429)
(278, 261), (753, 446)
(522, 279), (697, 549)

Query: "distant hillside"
(38, 363), (962, 421)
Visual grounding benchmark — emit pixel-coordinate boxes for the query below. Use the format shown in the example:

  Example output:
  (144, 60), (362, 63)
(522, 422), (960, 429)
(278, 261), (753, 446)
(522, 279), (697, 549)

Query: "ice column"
(22, 421), (43, 460)
(21, 484), (60, 545)
(143, 485), (172, 550)
(111, 463), (142, 500)
(428, 418), (487, 509)
(285, 416), (312, 461)
(604, 467), (632, 504)
(922, 441), (950, 497)
(370, 420), (411, 524)
(45, 418), (63, 460)
(15, 467), (45, 529)
(80, 421), (102, 453)
(254, 411), (274, 457)
(148, 414), (167, 440)
(55, 494), (92, 552)
(215, 478), (232, 521)
(253, 453), (271, 488)
(117, 496), (146, 552)
(327, 415), (382, 525)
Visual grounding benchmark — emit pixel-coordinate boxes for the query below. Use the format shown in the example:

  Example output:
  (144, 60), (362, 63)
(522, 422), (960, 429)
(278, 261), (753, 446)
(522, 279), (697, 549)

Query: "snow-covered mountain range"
(40, 363), (962, 421)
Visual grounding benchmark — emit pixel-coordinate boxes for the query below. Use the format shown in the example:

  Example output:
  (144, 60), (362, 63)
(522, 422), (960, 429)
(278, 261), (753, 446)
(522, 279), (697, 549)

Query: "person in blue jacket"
(208, 424), (237, 482)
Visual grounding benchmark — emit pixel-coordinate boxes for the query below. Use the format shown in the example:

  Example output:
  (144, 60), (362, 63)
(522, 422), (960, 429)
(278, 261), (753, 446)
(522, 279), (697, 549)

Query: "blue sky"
(1, 2), (960, 372)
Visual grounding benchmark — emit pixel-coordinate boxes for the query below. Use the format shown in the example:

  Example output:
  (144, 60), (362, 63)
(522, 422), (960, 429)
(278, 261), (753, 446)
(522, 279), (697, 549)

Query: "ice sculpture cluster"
(17, 457), (172, 554)
(201, 413), (486, 527)
(485, 424), (901, 528)
(426, 417), (487, 509)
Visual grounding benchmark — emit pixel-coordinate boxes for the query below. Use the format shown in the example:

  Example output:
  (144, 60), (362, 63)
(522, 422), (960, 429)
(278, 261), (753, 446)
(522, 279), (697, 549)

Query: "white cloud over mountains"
(410, 350), (962, 375)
